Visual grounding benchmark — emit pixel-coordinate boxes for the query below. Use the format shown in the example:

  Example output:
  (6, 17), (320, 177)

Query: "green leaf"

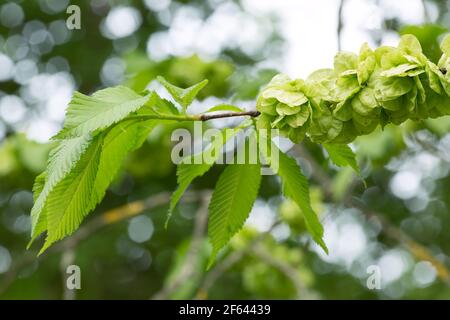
(39, 135), (104, 254)
(28, 172), (47, 244)
(270, 145), (327, 253)
(144, 91), (180, 115)
(55, 86), (151, 139)
(208, 163), (262, 266)
(170, 164), (211, 222)
(441, 34), (450, 56)
(31, 119), (157, 253)
(167, 128), (241, 226)
(205, 104), (243, 113)
(29, 135), (93, 245)
(157, 76), (208, 113)
(323, 143), (360, 175)
(32, 171), (46, 202)
(91, 119), (157, 206)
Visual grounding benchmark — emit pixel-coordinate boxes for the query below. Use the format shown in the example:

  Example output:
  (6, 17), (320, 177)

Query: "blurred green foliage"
(1, 0), (450, 300)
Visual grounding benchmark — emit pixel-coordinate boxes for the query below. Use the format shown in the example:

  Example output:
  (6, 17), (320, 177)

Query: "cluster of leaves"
(28, 83), (179, 253)
(166, 129), (330, 265)
(28, 73), (332, 263)
(257, 34), (450, 144)
(30, 34), (450, 263)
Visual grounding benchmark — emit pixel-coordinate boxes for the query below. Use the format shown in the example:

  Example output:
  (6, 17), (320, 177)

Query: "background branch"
(151, 195), (210, 300)
(130, 110), (260, 123)
(199, 110), (260, 121)
(295, 144), (450, 284)
(337, 0), (346, 51)
(195, 221), (281, 299)
(251, 244), (306, 299)
(0, 191), (205, 295)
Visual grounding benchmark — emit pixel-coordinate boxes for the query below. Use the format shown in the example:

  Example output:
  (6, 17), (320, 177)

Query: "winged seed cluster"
(257, 34), (450, 144)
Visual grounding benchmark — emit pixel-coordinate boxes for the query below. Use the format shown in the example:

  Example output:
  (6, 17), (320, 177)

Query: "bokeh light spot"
(128, 216), (154, 243)
(0, 95), (27, 124)
(0, 54), (14, 81)
(0, 3), (24, 28)
(103, 6), (142, 39)
(0, 246), (12, 274)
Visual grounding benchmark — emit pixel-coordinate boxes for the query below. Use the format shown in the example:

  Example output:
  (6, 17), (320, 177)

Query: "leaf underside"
(273, 146), (328, 253)
(323, 143), (360, 174)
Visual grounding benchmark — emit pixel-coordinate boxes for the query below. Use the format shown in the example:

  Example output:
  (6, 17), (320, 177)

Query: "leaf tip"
(26, 239), (34, 250)
(206, 252), (217, 270)
(37, 240), (52, 256)
(317, 238), (329, 255)
(164, 209), (173, 230)
(156, 75), (166, 84)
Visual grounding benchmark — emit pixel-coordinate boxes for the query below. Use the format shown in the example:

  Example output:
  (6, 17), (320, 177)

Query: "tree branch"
(422, 0), (431, 23)
(128, 110), (260, 123)
(199, 110), (260, 121)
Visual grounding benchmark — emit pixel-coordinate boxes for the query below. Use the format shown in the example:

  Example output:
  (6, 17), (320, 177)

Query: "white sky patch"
(0, 95), (27, 124)
(0, 53), (14, 81)
(103, 6), (142, 39)
(147, 2), (272, 61)
(101, 57), (126, 86)
(243, 0), (339, 78)
(45, 86), (74, 122)
(25, 117), (60, 142)
(13, 59), (38, 85)
(271, 223), (291, 242)
(379, 0), (425, 25)
(246, 199), (276, 232)
(241, 0), (426, 78)
(147, 31), (172, 61)
(17, 72), (75, 135)
(317, 215), (368, 267)
(390, 170), (422, 200)
(341, 0), (382, 52)
(144, 0), (427, 77)
(378, 249), (412, 285)
(144, 0), (171, 12)
(413, 261), (437, 287)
